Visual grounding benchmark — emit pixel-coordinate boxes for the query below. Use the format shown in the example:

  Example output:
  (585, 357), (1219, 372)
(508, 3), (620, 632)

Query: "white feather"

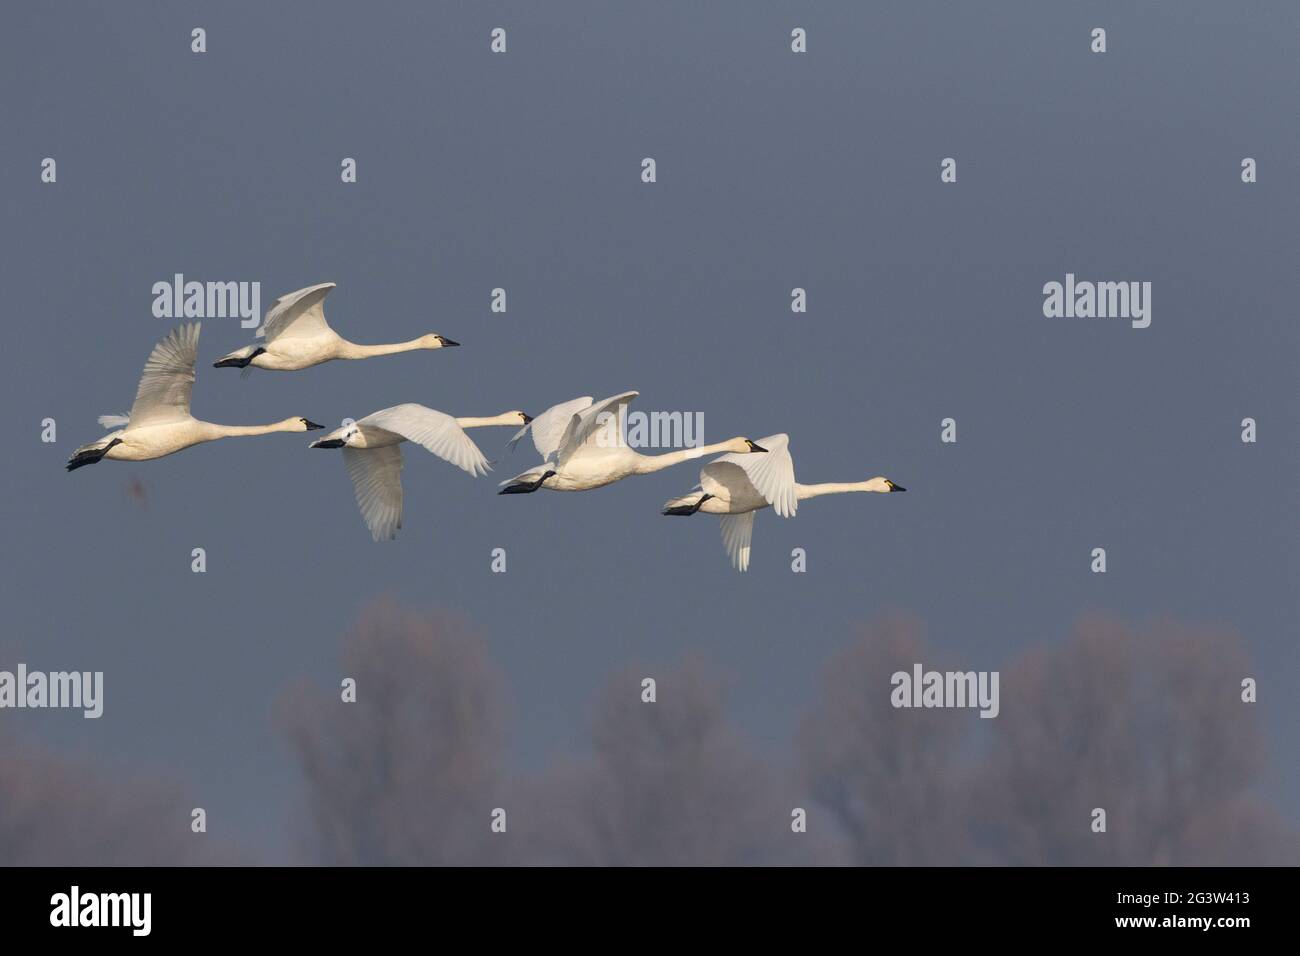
(706, 433), (797, 517)
(719, 513), (755, 572)
(256, 282), (337, 343)
(127, 322), (200, 428)
(555, 390), (638, 466)
(357, 404), (491, 477)
(508, 395), (594, 458)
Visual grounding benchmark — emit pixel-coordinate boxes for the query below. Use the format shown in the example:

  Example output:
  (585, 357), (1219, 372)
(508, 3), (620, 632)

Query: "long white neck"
(457, 413), (521, 429)
(633, 441), (745, 474)
(200, 420), (300, 440)
(338, 338), (428, 359)
(795, 480), (887, 500)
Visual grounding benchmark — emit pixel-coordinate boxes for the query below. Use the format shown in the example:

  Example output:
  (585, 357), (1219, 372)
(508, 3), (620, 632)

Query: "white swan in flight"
(498, 391), (768, 494)
(212, 282), (459, 371)
(67, 323), (323, 471)
(310, 405), (530, 540)
(661, 433), (905, 571)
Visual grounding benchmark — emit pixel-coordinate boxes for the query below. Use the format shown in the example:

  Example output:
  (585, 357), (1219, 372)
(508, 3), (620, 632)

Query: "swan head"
(419, 333), (460, 349)
(309, 423), (358, 449)
(864, 476), (906, 493)
(726, 437), (768, 453)
(508, 410), (533, 425)
(285, 417), (325, 433)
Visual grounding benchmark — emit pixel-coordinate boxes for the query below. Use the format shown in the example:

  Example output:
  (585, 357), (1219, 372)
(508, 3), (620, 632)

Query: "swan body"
(67, 323), (323, 471)
(498, 391), (767, 494)
(311, 404), (529, 540)
(662, 433), (905, 571)
(213, 283), (459, 372)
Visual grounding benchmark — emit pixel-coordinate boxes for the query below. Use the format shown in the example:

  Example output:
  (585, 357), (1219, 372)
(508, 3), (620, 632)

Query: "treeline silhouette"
(2, 600), (1294, 865)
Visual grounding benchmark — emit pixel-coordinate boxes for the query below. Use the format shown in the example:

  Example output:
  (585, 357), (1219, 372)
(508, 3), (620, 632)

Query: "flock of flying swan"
(68, 283), (905, 570)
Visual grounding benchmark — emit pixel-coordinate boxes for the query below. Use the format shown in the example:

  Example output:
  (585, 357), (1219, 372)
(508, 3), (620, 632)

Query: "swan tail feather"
(498, 467), (544, 488)
(662, 492), (710, 516)
(497, 467), (555, 494)
(98, 414), (130, 429)
(67, 436), (123, 471)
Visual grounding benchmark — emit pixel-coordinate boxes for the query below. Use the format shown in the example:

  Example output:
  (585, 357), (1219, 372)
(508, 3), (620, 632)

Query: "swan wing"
(709, 433), (797, 517)
(343, 445), (404, 541)
(257, 282), (337, 343)
(556, 390), (639, 465)
(126, 322), (200, 427)
(508, 395), (594, 460)
(719, 512), (755, 572)
(700, 461), (758, 503)
(358, 404), (490, 477)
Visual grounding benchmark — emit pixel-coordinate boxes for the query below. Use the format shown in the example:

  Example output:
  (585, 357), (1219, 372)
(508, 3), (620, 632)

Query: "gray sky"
(2, 1), (1297, 858)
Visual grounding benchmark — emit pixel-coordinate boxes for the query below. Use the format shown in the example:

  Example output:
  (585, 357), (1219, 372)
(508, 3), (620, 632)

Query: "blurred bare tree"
(0, 730), (239, 865)
(800, 613), (1298, 865)
(975, 615), (1300, 865)
(798, 614), (977, 865)
(280, 599), (506, 865)
(279, 600), (1298, 866)
(9, 599), (1291, 866)
(521, 661), (840, 865)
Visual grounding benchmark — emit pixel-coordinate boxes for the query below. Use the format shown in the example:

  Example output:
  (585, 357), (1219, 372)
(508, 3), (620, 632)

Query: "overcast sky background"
(2, 1), (1297, 858)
